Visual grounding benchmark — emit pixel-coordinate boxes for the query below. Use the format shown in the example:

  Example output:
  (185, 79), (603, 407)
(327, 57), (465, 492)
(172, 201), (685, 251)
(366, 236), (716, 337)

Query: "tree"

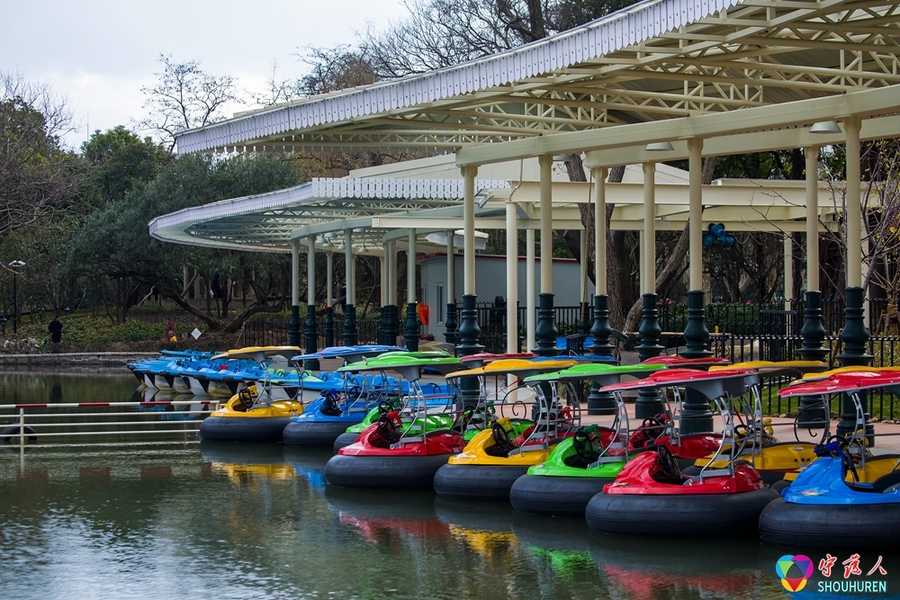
(67, 153), (305, 330)
(355, 0), (646, 326)
(360, 0), (641, 79)
(137, 54), (244, 151)
(0, 73), (84, 239)
(81, 126), (170, 205)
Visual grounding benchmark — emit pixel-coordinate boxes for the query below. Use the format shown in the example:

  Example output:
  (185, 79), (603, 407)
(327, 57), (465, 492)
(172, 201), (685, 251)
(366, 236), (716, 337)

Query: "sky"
(2, 0), (409, 150)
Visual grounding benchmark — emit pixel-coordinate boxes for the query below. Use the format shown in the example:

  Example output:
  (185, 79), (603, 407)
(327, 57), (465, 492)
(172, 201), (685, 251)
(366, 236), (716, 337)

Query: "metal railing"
(0, 399), (219, 449)
(239, 317), (381, 347)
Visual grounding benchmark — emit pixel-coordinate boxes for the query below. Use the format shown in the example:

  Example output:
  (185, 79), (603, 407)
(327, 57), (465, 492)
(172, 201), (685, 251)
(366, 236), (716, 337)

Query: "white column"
(526, 228), (536, 350)
(844, 116), (862, 289)
(327, 251), (334, 308)
(463, 166), (477, 295)
(539, 155), (553, 293)
(379, 251), (385, 306)
(805, 146), (820, 292)
(592, 167), (608, 295)
(579, 229), (588, 303)
(642, 162), (656, 295)
(407, 229), (416, 305)
(344, 230), (353, 304)
(784, 235), (794, 310)
(446, 231), (455, 304)
(688, 138), (704, 291)
(506, 199), (519, 353)
(387, 240), (396, 306)
(307, 236), (315, 306)
(291, 239), (300, 308)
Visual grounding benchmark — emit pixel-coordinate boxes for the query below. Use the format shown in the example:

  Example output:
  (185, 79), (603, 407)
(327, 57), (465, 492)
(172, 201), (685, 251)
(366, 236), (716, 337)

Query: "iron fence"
(239, 316), (382, 348)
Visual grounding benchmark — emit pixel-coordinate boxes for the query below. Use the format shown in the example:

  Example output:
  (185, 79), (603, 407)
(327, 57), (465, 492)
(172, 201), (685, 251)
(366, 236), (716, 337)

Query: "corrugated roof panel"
(175, 0), (749, 152)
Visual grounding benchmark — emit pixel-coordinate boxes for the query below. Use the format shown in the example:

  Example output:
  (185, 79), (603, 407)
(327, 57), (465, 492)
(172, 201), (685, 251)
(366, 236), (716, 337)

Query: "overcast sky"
(3, 0), (408, 150)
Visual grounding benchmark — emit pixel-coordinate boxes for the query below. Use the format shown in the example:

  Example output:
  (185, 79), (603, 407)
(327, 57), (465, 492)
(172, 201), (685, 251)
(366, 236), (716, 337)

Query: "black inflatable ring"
(1, 425), (38, 444)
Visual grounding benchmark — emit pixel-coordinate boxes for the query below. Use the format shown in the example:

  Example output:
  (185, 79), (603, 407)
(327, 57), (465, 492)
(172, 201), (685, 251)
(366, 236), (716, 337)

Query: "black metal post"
(324, 306), (335, 348)
(342, 304), (358, 346)
(578, 301), (591, 335)
(288, 304), (301, 347)
(680, 290), (715, 434)
(836, 287), (874, 443)
(533, 293), (559, 356)
(456, 294), (484, 409)
(384, 305), (398, 346)
(444, 302), (459, 345)
(304, 304), (320, 371)
(797, 290), (829, 429)
(587, 294), (617, 415)
(634, 293), (665, 418)
(405, 302), (420, 351)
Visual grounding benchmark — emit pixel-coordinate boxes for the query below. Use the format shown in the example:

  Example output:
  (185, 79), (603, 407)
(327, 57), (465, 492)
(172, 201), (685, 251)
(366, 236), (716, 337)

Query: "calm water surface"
(1, 368), (899, 599)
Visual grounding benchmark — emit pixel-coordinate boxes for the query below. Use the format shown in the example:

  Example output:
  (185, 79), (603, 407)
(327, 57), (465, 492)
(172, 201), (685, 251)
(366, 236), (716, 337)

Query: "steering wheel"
(492, 421), (516, 454)
(378, 401), (394, 415)
(642, 416), (666, 437)
(346, 385), (363, 400)
(656, 445), (682, 480)
(238, 388), (255, 409)
(631, 417), (664, 448)
(377, 414), (402, 443)
(572, 429), (599, 462)
(822, 434), (860, 482)
(321, 391), (342, 416)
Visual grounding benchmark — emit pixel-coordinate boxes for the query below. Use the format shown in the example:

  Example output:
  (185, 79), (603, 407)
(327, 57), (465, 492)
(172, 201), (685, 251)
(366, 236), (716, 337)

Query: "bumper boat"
(691, 360), (830, 485)
(433, 357), (587, 500)
(197, 346), (303, 442)
(759, 370), (900, 548)
(324, 351), (466, 489)
(585, 367), (779, 537)
(282, 345), (406, 447)
(509, 362), (668, 517)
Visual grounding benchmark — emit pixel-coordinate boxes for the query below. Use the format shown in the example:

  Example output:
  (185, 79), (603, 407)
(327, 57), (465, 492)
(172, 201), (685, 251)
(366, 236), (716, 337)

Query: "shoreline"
(0, 352), (159, 368)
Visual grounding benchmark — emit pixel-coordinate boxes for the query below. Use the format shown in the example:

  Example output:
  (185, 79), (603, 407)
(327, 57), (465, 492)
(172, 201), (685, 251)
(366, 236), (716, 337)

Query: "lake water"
(1, 368), (899, 599)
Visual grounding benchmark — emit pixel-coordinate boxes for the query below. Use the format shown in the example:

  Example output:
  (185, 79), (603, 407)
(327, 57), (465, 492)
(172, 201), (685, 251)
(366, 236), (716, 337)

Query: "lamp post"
(8, 260), (24, 335)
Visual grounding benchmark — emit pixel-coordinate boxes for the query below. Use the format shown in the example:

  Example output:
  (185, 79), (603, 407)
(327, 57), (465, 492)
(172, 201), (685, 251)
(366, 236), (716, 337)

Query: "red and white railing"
(0, 399), (221, 448)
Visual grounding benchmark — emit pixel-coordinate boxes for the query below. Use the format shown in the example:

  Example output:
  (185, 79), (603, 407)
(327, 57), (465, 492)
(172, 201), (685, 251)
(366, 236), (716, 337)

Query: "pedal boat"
(759, 370), (900, 548)
(197, 346), (303, 442)
(585, 367), (779, 537)
(432, 358), (583, 500)
(282, 345), (406, 447)
(324, 351), (466, 489)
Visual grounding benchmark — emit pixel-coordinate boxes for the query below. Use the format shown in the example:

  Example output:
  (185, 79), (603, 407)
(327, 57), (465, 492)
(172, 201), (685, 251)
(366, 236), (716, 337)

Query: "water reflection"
(200, 441), (295, 484)
(5, 370), (900, 598)
(0, 367), (141, 405)
(589, 534), (763, 599)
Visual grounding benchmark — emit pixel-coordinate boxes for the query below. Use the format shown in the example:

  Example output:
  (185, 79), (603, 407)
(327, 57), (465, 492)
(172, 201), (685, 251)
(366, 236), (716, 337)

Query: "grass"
(2, 307), (241, 354)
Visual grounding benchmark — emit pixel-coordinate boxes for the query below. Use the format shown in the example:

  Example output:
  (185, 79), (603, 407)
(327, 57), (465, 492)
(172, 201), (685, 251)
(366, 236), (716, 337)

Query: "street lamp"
(8, 260), (25, 335)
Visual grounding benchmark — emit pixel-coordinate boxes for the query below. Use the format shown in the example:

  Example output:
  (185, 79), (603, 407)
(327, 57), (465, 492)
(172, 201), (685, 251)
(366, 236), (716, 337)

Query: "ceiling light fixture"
(810, 120), (842, 134)
(645, 141), (675, 151)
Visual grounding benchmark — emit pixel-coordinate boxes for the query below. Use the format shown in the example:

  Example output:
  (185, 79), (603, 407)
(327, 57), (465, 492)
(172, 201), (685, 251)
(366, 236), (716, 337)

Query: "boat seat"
(871, 470), (900, 493)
